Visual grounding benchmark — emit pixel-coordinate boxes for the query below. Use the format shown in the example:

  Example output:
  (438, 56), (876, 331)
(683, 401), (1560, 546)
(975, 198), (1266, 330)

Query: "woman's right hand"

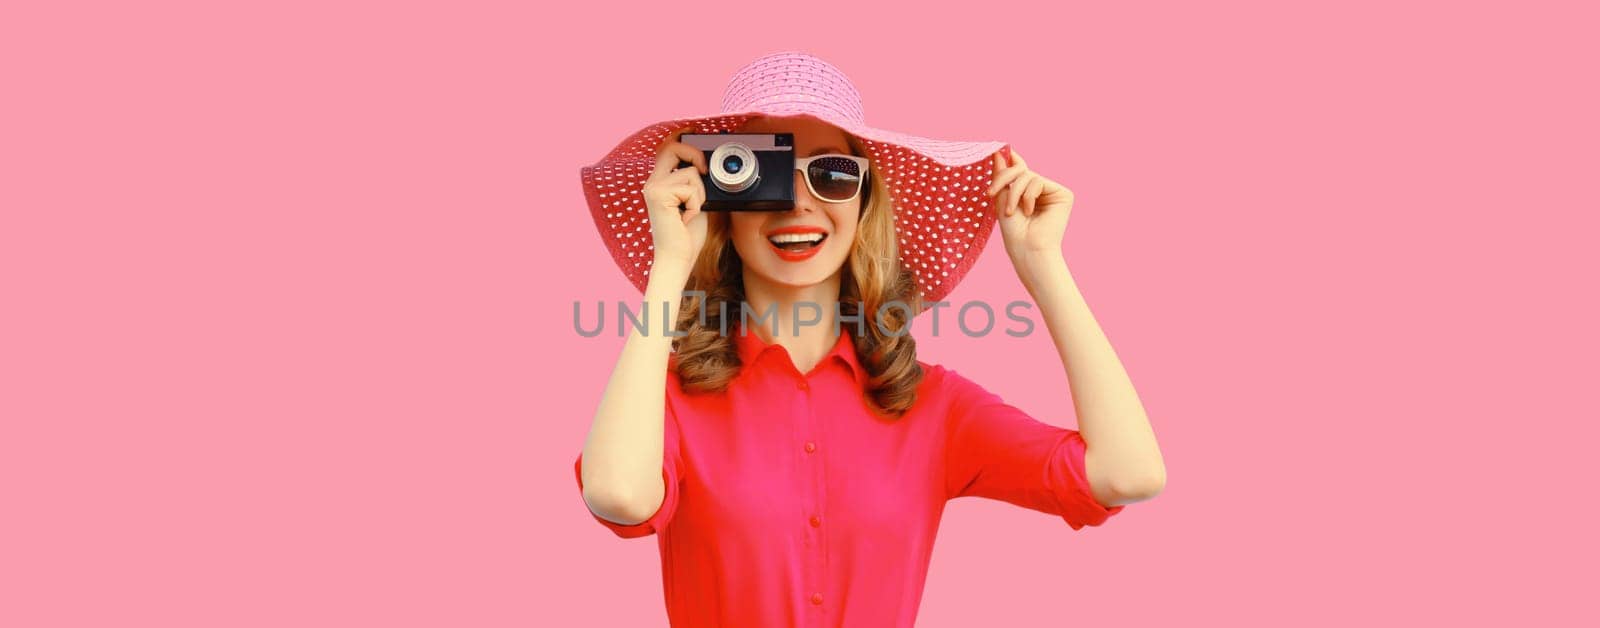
(641, 129), (710, 279)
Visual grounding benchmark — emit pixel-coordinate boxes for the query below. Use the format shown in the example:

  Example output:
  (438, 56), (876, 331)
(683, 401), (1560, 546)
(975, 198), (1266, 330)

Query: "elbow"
(1110, 467), (1166, 502)
(582, 484), (663, 526)
(578, 452), (666, 525)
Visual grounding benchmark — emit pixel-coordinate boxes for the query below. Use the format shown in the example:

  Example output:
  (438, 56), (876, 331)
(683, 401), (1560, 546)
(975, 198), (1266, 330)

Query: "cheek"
(831, 205), (862, 245)
(728, 215), (761, 244)
(727, 215), (766, 259)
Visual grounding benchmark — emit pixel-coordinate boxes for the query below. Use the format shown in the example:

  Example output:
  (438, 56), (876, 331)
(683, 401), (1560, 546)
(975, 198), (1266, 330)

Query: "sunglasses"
(794, 154), (871, 203)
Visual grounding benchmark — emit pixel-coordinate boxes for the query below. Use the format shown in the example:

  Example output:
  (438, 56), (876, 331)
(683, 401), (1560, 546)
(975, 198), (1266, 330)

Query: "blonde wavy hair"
(670, 133), (925, 418)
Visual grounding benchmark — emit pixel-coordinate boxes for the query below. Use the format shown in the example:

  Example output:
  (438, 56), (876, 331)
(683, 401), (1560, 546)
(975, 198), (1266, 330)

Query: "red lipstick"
(764, 225), (829, 263)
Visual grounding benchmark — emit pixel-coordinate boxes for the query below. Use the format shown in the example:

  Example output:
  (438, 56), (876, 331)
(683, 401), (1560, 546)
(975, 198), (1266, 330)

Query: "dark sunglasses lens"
(807, 157), (863, 201)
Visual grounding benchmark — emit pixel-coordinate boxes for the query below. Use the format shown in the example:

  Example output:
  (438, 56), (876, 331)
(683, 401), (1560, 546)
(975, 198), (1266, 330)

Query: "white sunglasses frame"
(793, 154), (871, 204)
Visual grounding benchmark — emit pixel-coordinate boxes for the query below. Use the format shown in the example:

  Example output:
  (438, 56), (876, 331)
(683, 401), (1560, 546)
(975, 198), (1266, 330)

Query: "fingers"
(658, 181), (694, 214)
(672, 166), (706, 214)
(665, 164), (701, 186)
(1009, 149), (1027, 169)
(648, 128), (709, 217)
(646, 165), (702, 206)
(684, 171), (705, 215)
(651, 128), (709, 180)
(659, 167), (706, 215)
(987, 153), (1026, 197)
(652, 144), (707, 181)
(682, 194), (707, 230)
(988, 148), (1049, 218)
(1020, 175), (1045, 216)
(1007, 172), (1035, 217)
(998, 170), (1032, 217)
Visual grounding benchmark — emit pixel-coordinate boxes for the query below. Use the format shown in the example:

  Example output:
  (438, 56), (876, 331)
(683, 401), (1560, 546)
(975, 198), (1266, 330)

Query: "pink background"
(4, 1), (1595, 626)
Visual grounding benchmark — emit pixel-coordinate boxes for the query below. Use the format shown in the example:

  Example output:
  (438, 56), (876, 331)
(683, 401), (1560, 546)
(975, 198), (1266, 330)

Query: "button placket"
(811, 372), (832, 614)
(796, 372), (827, 617)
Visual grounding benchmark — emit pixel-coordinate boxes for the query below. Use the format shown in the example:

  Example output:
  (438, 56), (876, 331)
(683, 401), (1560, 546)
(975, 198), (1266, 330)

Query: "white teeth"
(768, 233), (825, 245)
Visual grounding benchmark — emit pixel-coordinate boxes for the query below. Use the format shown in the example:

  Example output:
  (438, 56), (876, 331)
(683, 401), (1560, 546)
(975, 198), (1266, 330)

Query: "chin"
(759, 265), (829, 288)
(752, 253), (849, 288)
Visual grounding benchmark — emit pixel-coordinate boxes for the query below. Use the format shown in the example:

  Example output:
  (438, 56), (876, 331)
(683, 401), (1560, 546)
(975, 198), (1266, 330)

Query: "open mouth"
(766, 231), (828, 261)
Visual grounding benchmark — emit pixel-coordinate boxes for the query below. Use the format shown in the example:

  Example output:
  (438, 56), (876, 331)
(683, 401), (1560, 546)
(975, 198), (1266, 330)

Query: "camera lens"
(709, 142), (759, 194)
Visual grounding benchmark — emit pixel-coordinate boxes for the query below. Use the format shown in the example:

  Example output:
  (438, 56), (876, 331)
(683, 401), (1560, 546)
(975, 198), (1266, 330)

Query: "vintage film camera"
(676, 133), (796, 212)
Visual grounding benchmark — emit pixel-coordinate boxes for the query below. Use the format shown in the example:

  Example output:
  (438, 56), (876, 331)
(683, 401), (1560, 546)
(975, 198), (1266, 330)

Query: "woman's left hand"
(986, 148), (1074, 271)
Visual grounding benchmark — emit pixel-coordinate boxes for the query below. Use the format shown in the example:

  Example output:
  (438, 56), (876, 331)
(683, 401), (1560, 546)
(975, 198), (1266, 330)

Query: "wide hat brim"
(579, 109), (1009, 305)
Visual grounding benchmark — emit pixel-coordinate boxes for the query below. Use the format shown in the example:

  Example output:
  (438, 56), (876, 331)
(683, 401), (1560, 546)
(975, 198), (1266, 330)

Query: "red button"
(797, 380), (809, 391)
(809, 515), (821, 527)
(811, 592), (823, 605)
(804, 441), (816, 453)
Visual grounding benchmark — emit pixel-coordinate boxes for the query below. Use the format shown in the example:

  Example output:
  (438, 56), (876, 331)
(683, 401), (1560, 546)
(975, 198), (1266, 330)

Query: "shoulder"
(911, 359), (999, 414)
(914, 359), (977, 391)
(911, 360), (985, 407)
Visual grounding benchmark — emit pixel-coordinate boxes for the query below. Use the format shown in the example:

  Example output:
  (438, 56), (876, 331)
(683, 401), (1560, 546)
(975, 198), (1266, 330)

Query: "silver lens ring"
(709, 142), (759, 193)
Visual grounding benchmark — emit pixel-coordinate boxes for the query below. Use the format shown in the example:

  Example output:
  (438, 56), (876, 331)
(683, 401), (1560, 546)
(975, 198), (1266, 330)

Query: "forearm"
(1017, 252), (1165, 504)
(579, 265), (689, 521)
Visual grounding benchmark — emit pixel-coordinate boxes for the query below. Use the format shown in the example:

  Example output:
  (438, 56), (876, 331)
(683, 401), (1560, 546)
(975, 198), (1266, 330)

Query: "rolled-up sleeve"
(573, 394), (684, 539)
(940, 366), (1125, 530)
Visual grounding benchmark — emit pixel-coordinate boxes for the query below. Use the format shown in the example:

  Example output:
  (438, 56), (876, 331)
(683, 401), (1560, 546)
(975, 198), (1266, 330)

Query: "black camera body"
(678, 133), (795, 211)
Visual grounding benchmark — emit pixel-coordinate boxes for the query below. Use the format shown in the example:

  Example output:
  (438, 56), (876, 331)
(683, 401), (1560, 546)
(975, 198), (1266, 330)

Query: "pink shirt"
(574, 325), (1124, 627)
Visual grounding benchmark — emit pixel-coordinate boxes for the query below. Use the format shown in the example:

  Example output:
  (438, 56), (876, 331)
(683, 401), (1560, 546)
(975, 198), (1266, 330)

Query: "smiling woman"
(573, 51), (1163, 628)
(678, 113), (925, 414)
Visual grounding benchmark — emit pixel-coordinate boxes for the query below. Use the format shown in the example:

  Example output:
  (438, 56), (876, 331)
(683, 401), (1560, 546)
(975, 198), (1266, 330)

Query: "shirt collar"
(733, 323), (867, 384)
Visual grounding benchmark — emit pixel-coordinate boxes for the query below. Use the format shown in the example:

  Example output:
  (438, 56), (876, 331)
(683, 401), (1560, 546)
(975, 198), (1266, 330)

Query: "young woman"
(574, 51), (1165, 627)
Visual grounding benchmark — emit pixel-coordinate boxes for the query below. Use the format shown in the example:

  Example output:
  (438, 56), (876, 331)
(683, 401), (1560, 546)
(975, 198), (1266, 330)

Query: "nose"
(790, 169), (819, 213)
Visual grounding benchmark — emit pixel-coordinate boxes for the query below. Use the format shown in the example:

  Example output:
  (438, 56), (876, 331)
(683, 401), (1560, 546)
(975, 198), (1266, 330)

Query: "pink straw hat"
(580, 50), (1011, 304)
